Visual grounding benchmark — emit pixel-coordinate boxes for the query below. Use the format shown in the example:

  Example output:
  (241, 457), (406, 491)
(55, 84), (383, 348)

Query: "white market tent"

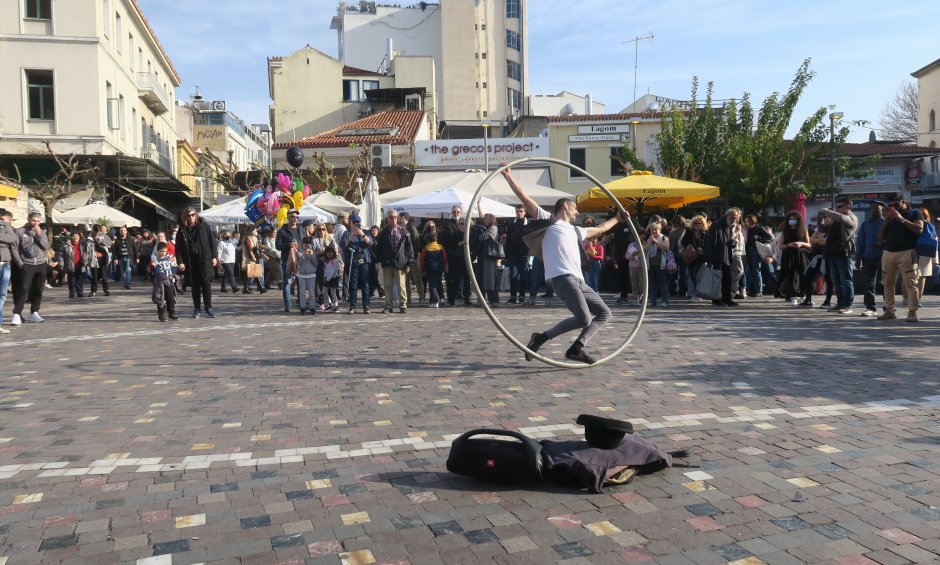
(380, 170), (573, 207)
(200, 198), (250, 225)
(384, 186), (518, 218)
(297, 201), (337, 224)
(304, 191), (357, 215)
(56, 202), (141, 227)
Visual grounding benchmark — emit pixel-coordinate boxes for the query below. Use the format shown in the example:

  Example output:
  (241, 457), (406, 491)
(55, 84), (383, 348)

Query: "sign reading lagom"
(415, 137), (549, 167)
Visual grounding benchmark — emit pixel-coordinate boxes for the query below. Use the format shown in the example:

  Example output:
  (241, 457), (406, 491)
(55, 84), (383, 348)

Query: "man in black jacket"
(111, 226), (138, 289)
(175, 208), (218, 318)
(376, 209), (414, 313)
(705, 208), (741, 307)
(505, 205), (529, 304)
(275, 209), (303, 312)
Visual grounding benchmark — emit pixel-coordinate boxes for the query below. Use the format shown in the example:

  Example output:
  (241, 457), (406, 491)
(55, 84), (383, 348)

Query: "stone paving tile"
(2, 290), (940, 564)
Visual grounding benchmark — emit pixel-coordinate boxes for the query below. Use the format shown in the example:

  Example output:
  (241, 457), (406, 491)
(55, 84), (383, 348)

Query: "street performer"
(502, 167), (628, 364)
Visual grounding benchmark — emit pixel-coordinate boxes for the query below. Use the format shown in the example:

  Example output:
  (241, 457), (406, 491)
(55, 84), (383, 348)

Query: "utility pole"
(622, 34), (654, 108)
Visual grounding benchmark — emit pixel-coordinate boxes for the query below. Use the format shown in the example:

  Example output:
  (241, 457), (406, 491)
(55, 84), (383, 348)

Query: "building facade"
(331, 0), (527, 131)
(0, 0), (180, 169)
(912, 58), (940, 150)
(546, 112), (664, 195)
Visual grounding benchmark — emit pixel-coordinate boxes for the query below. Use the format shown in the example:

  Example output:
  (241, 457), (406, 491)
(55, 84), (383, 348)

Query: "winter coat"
(174, 220), (218, 282)
(57, 240), (94, 273)
(375, 225), (414, 269)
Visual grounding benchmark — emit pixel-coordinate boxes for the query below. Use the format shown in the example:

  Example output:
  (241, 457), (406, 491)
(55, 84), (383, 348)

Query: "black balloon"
(286, 146), (304, 168)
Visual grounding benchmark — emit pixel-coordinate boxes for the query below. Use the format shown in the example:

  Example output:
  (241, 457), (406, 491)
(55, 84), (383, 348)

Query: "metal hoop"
(463, 157), (648, 369)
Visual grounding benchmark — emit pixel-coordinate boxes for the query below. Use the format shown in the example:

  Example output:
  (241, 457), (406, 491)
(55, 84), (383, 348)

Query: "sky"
(138, 0), (940, 143)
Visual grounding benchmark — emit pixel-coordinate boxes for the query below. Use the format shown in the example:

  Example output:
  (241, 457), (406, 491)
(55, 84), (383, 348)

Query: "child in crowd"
(152, 242), (178, 322)
(217, 230), (239, 293)
(419, 232), (448, 308)
(321, 246), (341, 311)
(625, 230), (647, 306)
(296, 236), (318, 315)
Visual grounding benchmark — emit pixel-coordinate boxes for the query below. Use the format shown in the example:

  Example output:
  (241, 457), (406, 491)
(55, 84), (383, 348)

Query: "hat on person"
(287, 209), (300, 216)
(337, 211), (350, 219)
(350, 214), (361, 224)
(577, 414), (634, 450)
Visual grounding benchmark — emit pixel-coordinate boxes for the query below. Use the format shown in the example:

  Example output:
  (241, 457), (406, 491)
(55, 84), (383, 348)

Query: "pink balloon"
(302, 185), (311, 199)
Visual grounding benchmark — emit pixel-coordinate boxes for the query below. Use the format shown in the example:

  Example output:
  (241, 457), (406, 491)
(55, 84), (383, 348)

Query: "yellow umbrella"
(576, 171), (720, 212)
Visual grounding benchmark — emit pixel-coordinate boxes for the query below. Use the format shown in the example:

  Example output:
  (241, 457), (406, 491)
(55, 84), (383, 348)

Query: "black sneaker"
(525, 332), (548, 362)
(565, 348), (597, 365)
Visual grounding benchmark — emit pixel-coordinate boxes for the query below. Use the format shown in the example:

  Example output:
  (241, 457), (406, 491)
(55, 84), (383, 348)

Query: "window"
(481, 52), (487, 59)
(506, 0), (520, 18)
(115, 13), (122, 53)
(482, 82), (487, 89)
(26, 69), (54, 120)
(569, 148), (586, 178)
(132, 107), (137, 148)
(362, 80), (379, 92)
(128, 34), (135, 70)
(102, 0), (110, 37)
(507, 88), (522, 112)
(506, 29), (520, 51)
(931, 109), (936, 132)
(106, 82), (119, 130)
(342, 79), (359, 101)
(119, 95), (126, 139)
(507, 60), (521, 81)
(25, 0), (51, 20)
(138, 47), (143, 71)
(610, 146), (625, 176)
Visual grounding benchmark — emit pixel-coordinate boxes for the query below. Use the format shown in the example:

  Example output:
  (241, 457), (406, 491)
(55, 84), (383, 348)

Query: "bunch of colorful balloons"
(244, 146), (309, 228)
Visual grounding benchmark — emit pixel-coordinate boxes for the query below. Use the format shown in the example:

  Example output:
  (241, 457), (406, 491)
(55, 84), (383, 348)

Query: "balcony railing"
(136, 72), (169, 115)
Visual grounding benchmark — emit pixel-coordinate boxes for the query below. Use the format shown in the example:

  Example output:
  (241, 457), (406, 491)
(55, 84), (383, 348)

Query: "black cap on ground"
(576, 414), (634, 450)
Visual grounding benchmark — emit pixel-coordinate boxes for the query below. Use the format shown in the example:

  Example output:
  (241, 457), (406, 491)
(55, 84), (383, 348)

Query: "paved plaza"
(1, 287), (940, 565)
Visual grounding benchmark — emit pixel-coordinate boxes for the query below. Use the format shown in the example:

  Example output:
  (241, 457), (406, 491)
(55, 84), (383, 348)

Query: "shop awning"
(114, 183), (176, 220)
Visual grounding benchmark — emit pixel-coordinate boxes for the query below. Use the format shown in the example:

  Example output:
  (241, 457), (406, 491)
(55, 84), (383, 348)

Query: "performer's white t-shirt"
(536, 208), (587, 282)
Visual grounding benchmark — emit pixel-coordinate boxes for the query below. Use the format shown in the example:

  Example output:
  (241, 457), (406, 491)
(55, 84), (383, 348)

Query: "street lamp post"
(630, 119), (640, 155)
(482, 123), (490, 172)
(829, 111), (844, 207)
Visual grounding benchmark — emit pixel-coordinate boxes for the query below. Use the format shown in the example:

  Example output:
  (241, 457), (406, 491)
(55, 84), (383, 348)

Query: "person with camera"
(376, 209), (414, 313)
(818, 197), (859, 314)
(877, 197), (924, 322)
(340, 214), (373, 314)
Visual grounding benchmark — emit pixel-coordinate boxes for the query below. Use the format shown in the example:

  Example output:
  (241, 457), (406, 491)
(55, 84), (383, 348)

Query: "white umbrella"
(381, 170), (573, 206)
(297, 202), (337, 224)
(358, 176), (383, 228)
(200, 198), (250, 225)
(384, 186), (518, 218)
(304, 191), (357, 215)
(57, 202), (141, 227)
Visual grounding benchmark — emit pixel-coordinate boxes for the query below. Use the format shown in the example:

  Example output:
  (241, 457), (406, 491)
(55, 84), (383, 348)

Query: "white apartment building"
(0, 0), (181, 171)
(176, 99), (272, 171)
(331, 0), (527, 132)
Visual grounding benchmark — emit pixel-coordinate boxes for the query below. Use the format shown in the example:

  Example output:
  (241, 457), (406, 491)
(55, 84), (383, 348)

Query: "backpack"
(916, 220), (938, 258)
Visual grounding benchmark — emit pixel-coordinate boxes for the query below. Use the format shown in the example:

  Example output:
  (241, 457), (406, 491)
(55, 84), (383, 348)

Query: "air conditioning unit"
(371, 144), (391, 168)
(404, 94), (421, 111)
(211, 100), (226, 111)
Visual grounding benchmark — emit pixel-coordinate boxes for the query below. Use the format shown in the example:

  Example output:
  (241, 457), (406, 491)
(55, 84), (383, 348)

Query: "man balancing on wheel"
(502, 167), (629, 364)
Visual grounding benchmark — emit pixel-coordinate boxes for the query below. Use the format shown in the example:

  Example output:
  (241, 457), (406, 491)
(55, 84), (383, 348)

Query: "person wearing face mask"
(801, 212), (834, 308)
(217, 230), (239, 293)
(777, 212), (810, 305)
(855, 201), (885, 317)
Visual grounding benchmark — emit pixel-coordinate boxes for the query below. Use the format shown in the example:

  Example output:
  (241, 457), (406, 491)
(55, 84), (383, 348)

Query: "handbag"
(755, 241), (774, 260)
(484, 238), (505, 259)
(664, 250), (677, 274)
(695, 266), (722, 300)
(246, 262), (262, 278)
(681, 244), (699, 264)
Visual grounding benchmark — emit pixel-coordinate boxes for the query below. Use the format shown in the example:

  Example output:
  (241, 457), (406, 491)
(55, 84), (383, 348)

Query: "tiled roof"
(838, 142), (940, 158)
(129, 0), (181, 85)
(546, 111), (669, 123)
(343, 65), (385, 77)
(272, 110), (425, 149)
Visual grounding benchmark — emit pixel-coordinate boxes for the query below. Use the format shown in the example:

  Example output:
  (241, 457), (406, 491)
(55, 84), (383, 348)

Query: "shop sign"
(906, 163), (921, 185)
(193, 125), (227, 151)
(568, 134), (626, 142)
(577, 124), (631, 134)
(836, 166), (903, 188)
(415, 137), (548, 167)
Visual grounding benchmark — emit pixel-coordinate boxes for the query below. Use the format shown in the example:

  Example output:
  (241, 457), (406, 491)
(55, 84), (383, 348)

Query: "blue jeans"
(648, 267), (670, 305)
(686, 260), (703, 298)
(508, 256), (528, 299)
(0, 262), (10, 322)
(529, 259), (553, 300)
(347, 262), (370, 307)
(746, 247), (777, 294)
(827, 255), (854, 308)
(119, 257), (133, 286)
(281, 259), (295, 309)
(586, 260), (602, 292)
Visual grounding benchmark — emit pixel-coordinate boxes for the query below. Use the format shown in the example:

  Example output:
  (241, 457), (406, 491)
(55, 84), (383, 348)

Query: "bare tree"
(879, 82), (918, 143)
(0, 140), (99, 239)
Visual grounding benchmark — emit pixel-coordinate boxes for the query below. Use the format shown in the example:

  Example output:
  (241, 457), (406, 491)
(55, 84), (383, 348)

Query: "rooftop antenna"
(622, 34), (653, 109)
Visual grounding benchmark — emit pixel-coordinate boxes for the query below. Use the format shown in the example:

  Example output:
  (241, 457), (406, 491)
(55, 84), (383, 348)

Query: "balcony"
(137, 72), (169, 116)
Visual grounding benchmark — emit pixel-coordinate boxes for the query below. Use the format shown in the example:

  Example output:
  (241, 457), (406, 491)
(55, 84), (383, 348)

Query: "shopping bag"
(695, 266), (721, 300)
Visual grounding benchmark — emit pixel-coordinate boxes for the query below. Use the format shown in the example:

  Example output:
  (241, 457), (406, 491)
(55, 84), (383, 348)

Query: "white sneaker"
(0, 326), (9, 334)
(789, 298), (800, 306)
(29, 312), (45, 323)
(10, 314), (22, 326)
(860, 310), (875, 317)
(690, 296), (702, 303)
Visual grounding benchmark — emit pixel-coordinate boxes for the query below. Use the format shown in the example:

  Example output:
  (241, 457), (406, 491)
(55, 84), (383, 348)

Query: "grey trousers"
(545, 274), (611, 345)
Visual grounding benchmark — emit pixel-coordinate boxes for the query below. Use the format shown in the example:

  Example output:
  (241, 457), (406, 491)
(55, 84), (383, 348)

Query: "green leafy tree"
(656, 58), (853, 212)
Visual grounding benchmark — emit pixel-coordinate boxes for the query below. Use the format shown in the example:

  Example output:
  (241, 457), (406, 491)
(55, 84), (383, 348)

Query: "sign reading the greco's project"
(415, 137), (549, 167)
